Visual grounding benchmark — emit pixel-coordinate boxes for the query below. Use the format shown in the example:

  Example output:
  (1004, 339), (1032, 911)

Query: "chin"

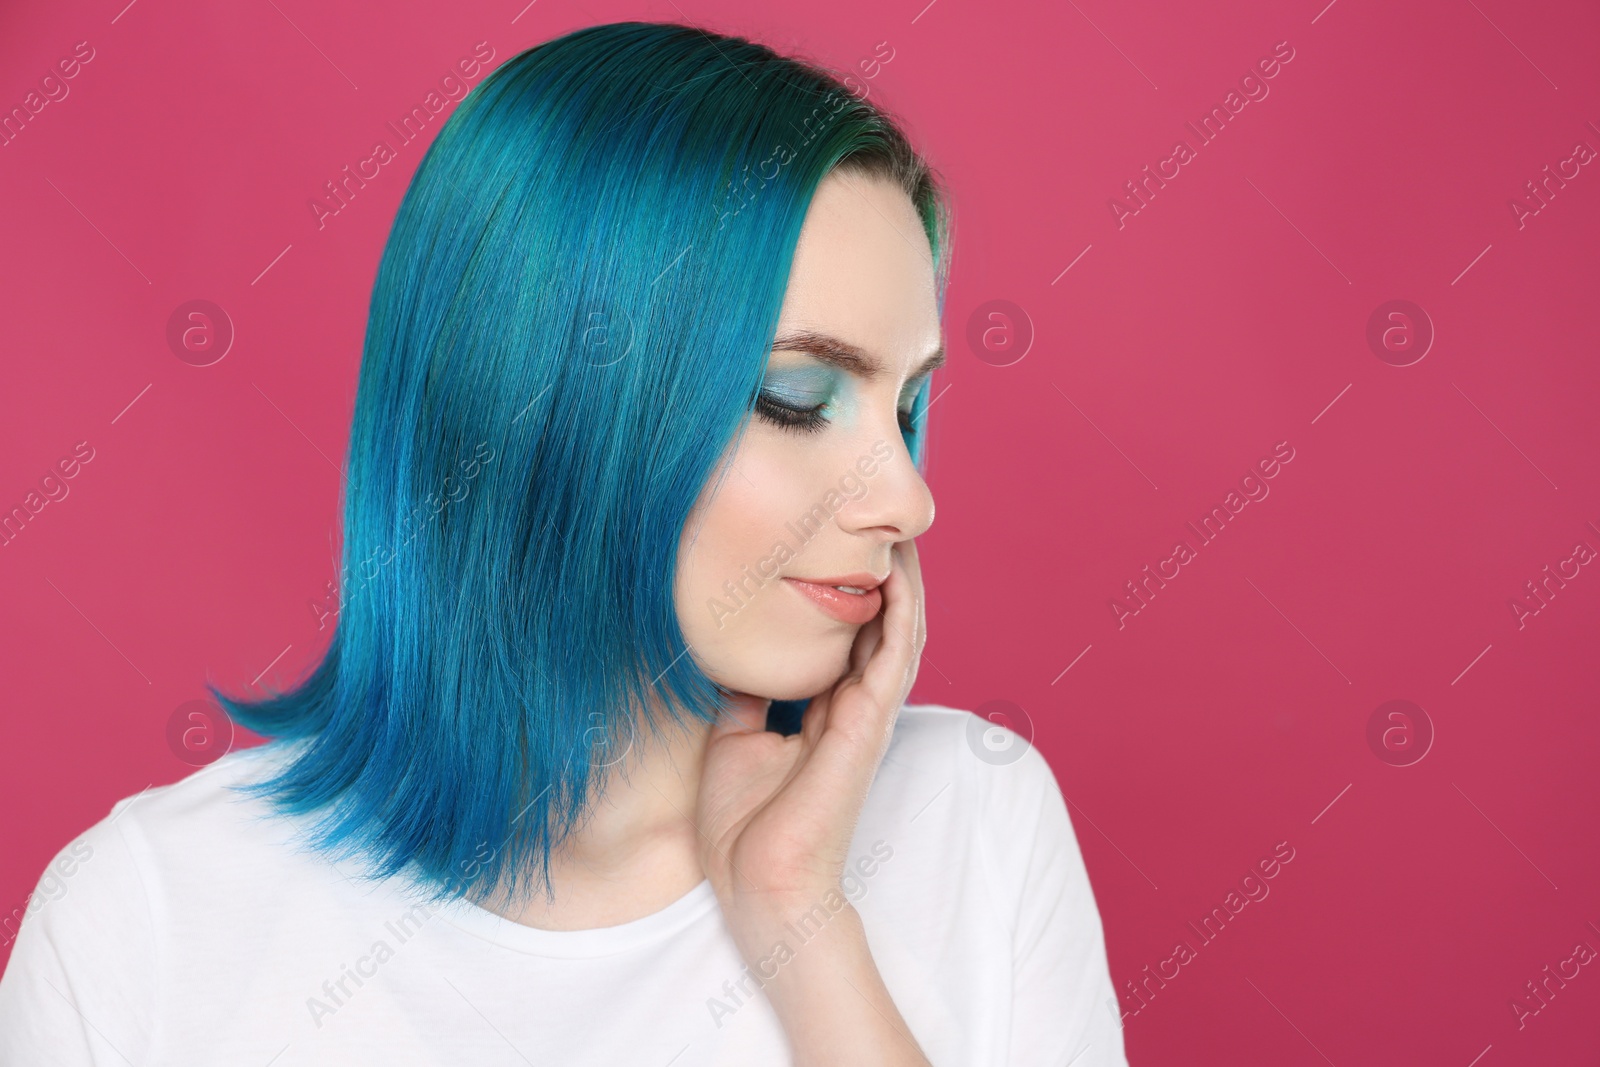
(714, 630), (859, 702)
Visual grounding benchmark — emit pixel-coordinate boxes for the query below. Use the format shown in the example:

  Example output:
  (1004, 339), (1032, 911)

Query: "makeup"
(782, 573), (883, 625)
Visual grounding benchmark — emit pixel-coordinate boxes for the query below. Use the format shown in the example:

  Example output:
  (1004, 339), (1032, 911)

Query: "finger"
(857, 542), (921, 705)
(845, 540), (913, 682)
(809, 611), (884, 748)
(846, 610), (884, 679)
(782, 544), (924, 818)
(824, 544), (920, 747)
(799, 687), (831, 747)
(897, 537), (927, 652)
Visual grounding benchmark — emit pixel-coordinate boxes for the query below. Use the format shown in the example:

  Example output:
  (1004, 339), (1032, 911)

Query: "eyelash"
(754, 392), (830, 433)
(753, 391), (920, 436)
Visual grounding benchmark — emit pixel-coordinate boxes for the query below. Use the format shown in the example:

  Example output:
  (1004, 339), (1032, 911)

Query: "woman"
(0, 21), (1126, 1066)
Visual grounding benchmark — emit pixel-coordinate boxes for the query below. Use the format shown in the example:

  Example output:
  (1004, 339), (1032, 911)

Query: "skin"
(497, 168), (940, 1065)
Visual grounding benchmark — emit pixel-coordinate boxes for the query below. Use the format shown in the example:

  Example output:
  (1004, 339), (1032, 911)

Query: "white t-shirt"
(0, 703), (1127, 1066)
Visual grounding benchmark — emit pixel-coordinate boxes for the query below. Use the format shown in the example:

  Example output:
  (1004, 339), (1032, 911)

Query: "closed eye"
(755, 390), (829, 433)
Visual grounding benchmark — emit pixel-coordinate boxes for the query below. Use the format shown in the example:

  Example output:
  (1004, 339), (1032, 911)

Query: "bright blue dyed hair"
(209, 20), (952, 909)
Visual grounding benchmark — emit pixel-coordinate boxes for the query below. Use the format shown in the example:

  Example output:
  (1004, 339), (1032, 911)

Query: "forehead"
(771, 170), (942, 377)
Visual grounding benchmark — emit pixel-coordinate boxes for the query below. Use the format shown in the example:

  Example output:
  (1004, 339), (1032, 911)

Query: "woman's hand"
(692, 538), (932, 1066)
(695, 537), (926, 918)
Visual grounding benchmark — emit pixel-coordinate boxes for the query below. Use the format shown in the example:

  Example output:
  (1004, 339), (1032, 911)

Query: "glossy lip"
(782, 572), (885, 625)
(790, 571), (886, 592)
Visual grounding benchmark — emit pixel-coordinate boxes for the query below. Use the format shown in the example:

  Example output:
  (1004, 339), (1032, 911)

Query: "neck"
(493, 692), (769, 930)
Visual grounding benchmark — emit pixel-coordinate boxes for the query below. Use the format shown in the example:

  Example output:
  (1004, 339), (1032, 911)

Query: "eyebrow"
(769, 330), (946, 383)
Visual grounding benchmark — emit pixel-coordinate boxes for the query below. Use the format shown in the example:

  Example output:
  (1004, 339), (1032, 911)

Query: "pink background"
(3, 0), (1598, 1062)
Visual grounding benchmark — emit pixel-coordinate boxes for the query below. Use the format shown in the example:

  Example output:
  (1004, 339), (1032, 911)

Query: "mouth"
(781, 572), (886, 626)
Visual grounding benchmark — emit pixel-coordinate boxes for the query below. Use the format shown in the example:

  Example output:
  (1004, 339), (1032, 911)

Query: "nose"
(833, 431), (935, 544)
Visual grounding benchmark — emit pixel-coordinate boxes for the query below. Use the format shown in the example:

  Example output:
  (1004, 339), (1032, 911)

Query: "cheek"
(683, 442), (810, 592)
(673, 434), (820, 652)
(672, 431), (866, 698)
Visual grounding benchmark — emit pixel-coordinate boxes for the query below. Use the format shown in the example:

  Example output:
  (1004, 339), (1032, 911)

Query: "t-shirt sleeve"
(0, 797), (159, 1066)
(977, 739), (1129, 1067)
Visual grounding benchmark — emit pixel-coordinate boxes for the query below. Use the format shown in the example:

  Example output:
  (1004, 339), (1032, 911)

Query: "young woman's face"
(674, 170), (942, 701)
